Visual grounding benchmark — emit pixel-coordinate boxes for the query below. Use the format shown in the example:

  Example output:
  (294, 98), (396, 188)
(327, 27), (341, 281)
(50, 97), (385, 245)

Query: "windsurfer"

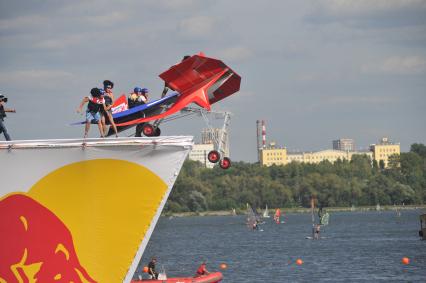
(147, 257), (159, 279)
(313, 224), (321, 240)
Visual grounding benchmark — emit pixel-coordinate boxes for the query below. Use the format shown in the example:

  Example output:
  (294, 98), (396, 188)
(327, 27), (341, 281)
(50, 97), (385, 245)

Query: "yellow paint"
(10, 248), (42, 283)
(28, 159), (168, 283)
(20, 215), (28, 231)
(55, 243), (70, 261)
(54, 273), (62, 280)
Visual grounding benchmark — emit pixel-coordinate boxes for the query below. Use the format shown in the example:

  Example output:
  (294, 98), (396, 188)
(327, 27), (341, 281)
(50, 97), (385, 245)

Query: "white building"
(188, 143), (215, 168)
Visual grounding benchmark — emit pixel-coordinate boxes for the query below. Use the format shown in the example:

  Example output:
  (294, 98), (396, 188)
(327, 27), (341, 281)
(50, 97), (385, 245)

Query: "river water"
(134, 209), (426, 282)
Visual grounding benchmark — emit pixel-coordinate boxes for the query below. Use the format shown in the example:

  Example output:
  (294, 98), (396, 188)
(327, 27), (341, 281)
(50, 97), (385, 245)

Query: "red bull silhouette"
(0, 194), (96, 283)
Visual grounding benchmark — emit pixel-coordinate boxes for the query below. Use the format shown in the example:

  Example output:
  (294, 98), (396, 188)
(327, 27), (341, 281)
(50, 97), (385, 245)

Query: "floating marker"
(220, 263), (228, 270)
(402, 257), (410, 265)
(296, 259), (303, 265)
(143, 266), (149, 273)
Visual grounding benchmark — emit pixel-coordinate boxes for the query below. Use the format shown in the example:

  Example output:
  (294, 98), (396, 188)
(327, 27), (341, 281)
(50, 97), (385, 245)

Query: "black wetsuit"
(148, 261), (158, 279)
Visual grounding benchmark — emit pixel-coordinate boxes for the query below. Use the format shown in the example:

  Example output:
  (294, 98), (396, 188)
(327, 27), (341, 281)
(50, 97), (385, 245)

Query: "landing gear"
(208, 150), (220, 163)
(153, 127), (161, 137)
(135, 123), (144, 137)
(135, 123), (161, 137)
(219, 157), (231, 169)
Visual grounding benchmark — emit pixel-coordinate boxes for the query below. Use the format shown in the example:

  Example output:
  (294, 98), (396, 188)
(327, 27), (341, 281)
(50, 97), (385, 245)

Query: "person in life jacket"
(195, 261), (210, 277)
(76, 88), (106, 138)
(0, 94), (16, 141)
(100, 80), (118, 137)
(128, 87), (148, 108)
(147, 257), (158, 279)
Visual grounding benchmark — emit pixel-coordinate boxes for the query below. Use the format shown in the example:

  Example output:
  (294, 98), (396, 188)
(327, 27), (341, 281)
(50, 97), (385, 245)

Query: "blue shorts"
(86, 111), (100, 123)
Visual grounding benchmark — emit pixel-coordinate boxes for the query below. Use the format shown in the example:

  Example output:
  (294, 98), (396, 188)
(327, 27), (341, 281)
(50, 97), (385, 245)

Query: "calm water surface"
(134, 210), (426, 282)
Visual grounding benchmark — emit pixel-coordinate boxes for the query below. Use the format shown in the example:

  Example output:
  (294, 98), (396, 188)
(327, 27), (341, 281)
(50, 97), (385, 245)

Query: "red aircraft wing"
(115, 54), (240, 127)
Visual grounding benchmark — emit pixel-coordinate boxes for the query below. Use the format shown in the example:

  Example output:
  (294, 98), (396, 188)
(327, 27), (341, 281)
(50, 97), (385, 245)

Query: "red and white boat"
(132, 271), (223, 283)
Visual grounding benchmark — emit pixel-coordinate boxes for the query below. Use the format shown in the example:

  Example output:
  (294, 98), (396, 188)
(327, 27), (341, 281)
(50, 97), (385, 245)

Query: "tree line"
(165, 143), (426, 212)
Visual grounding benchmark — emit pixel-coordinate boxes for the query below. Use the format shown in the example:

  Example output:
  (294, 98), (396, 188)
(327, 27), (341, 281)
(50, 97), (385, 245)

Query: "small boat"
(132, 272), (223, 283)
(419, 214), (426, 240)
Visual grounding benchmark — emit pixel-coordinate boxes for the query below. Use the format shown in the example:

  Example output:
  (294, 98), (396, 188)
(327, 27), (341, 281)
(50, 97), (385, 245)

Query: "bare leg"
(84, 121), (90, 138)
(97, 121), (104, 138)
(107, 112), (118, 137)
(101, 115), (107, 136)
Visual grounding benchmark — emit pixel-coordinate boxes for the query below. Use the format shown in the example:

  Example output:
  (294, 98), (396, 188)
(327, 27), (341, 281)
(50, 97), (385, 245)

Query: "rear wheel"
(220, 157), (231, 169)
(142, 124), (154, 136)
(153, 127), (161, 137)
(207, 150), (220, 163)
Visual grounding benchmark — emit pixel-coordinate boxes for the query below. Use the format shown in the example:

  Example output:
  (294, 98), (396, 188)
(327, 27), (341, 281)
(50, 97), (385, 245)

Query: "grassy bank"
(164, 204), (426, 217)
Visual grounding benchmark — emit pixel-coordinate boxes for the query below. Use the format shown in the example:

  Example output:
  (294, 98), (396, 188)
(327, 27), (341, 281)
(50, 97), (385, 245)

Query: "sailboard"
(0, 137), (192, 283)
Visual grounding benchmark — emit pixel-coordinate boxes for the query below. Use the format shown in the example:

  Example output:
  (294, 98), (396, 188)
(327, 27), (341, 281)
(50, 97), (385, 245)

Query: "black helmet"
(90, 87), (102, 97)
(103, 80), (114, 89)
(0, 94), (7, 102)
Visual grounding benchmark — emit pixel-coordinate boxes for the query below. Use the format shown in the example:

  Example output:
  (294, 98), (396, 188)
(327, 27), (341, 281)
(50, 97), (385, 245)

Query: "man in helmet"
(76, 88), (106, 138)
(128, 87), (147, 109)
(100, 80), (118, 137)
(0, 94), (16, 141)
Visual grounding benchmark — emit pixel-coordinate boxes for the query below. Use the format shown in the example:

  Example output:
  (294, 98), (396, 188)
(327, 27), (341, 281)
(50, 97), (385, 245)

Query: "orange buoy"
(296, 259), (303, 265)
(402, 257), (410, 265)
(143, 266), (149, 273)
(220, 263), (228, 270)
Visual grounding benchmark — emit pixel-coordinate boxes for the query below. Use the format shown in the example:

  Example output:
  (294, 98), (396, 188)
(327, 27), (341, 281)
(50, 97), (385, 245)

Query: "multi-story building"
(260, 142), (288, 166)
(333, 138), (355, 152)
(188, 143), (215, 168)
(369, 137), (400, 168)
(287, 149), (372, 164)
(201, 128), (230, 157)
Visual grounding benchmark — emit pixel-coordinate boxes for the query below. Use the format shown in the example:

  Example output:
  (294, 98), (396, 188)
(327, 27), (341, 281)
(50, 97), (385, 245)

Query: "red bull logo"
(0, 194), (96, 283)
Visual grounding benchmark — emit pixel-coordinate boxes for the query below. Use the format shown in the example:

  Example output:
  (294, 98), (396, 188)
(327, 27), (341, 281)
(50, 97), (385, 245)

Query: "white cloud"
(326, 95), (400, 105)
(0, 15), (49, 32)
(34, 34), (87, 50)
(0, 70), (75, 89)
(361, 56), (426, 75)
(86, 12), (128, 27)
(156, 0), (198, 10)
(216, 47), (253, 63)
(315, 0), (426, 15)
(177, 16), (216, 39)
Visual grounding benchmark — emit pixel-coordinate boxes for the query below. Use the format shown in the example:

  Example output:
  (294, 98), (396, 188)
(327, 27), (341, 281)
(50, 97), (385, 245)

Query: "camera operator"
(0, 94), (16, 141)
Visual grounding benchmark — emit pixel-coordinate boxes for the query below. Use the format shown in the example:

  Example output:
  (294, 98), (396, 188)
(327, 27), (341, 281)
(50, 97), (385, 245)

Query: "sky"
(1, 0), (425, 162)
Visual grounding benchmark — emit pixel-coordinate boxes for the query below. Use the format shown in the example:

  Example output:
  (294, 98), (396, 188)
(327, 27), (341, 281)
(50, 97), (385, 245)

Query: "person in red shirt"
(195, 261), (210, 277)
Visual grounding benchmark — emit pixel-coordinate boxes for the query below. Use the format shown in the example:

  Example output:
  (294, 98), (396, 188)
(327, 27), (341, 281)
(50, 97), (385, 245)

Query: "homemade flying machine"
(89, 53), (241, 169)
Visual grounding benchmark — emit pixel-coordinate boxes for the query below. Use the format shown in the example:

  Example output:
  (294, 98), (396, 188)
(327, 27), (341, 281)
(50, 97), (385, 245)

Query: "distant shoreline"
(164, 205), (426, 217)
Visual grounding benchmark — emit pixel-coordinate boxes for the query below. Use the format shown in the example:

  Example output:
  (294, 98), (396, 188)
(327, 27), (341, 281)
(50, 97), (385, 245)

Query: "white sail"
(246, 203), (257, 229)
(263, 204), (270, 218)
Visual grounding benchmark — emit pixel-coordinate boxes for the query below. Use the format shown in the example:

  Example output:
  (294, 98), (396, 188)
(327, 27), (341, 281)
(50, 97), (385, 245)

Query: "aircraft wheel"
(220, 157), (231, 169)
(207, 150), (220, 163)
(142, 124), (154, 137)
(153, 127), (161, 137)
